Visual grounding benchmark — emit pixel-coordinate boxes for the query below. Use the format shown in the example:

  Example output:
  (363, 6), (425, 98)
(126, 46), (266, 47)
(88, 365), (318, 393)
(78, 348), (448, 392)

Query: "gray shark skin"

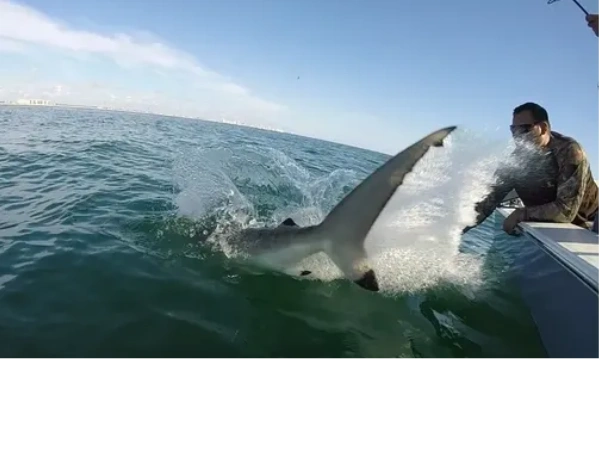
(227, 126), (458, 292)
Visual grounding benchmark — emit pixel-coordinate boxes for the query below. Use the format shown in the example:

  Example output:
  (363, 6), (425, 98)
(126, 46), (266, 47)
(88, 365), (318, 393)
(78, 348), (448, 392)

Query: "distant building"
(16, 99), (54, 106)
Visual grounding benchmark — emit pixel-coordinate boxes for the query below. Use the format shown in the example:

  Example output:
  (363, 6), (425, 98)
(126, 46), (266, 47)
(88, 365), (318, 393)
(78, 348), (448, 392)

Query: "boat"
(493, 191), (598, 358)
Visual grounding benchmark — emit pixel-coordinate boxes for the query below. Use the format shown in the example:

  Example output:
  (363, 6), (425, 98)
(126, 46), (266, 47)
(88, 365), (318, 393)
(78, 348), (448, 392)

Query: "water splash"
(360, 128), (511, 294)
(172, 127), (513, 295)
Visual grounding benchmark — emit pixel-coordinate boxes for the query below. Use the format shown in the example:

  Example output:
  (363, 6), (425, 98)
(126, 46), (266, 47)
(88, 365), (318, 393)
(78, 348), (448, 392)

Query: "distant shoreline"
(0, 101), (286, 133)
(0, 102), (381, 155)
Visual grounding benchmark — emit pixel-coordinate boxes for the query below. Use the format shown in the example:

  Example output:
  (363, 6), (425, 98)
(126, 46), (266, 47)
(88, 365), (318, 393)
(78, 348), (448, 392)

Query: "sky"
(0, 0), (597, 168)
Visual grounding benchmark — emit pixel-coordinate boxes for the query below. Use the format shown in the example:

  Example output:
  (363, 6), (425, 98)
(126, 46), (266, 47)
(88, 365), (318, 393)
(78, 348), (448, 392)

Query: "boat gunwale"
(497, 207), (598, 295)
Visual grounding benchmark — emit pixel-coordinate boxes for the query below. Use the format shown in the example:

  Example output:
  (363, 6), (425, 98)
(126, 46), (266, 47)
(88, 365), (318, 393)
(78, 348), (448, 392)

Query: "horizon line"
(0, 100), (389, 156)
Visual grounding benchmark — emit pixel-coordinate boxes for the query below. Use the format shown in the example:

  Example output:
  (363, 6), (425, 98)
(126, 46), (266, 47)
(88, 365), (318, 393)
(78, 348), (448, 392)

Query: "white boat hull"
(496, 208), (598, 358)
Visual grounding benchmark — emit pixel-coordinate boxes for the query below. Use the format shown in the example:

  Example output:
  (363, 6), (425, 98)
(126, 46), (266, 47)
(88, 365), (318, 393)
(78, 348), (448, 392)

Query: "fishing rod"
(547, 0), (590, 16)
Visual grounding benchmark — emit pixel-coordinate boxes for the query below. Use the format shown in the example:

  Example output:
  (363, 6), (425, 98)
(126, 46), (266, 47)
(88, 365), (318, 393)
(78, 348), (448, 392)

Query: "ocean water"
(0, 107), (547, 357)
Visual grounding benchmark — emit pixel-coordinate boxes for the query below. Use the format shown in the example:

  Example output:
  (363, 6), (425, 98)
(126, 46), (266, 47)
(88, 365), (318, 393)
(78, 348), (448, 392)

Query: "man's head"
(511, 102), (551, 148)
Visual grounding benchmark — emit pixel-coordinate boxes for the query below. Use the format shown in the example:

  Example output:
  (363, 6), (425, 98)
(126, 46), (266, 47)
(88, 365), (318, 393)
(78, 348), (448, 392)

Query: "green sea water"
(0, 107), (547, 357)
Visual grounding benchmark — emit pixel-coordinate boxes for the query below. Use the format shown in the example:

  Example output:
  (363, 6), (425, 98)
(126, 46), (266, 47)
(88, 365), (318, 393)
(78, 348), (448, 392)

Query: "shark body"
(226, 126), (458, 291)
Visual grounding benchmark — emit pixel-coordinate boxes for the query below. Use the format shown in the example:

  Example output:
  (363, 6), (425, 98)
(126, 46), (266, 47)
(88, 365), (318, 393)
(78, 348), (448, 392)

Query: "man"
(463, 102), (598, 235)
(586, 13), (598, 37)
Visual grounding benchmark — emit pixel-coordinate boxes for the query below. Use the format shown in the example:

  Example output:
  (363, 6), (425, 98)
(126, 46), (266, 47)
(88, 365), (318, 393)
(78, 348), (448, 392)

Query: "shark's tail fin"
(318, 126), (458, 291)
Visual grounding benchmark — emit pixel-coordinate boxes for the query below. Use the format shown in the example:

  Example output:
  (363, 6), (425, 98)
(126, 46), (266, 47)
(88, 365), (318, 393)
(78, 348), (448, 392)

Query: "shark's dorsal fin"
(279, 217), (298, 227)
(319, 126), (457, 291)
(321, 126), (456, 245)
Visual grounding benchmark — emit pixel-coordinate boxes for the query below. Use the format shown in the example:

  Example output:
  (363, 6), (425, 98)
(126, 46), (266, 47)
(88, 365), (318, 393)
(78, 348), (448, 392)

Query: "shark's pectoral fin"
(355, 269), (379, 291)
(329, 244), (379, 292)
(279, 218), (299, 227)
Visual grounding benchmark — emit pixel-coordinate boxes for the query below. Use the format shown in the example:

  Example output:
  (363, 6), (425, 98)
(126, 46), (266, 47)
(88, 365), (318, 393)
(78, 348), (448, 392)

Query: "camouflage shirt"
(473, 131), (598, 227)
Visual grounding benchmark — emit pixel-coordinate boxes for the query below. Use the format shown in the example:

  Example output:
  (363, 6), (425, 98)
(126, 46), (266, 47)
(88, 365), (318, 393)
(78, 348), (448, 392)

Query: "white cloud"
(0, 0), (285, 120)
(0, 1), (420, 153)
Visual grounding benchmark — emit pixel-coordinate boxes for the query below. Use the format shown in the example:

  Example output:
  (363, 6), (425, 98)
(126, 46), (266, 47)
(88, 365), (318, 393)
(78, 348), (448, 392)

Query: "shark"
(225, 126), (458, 291)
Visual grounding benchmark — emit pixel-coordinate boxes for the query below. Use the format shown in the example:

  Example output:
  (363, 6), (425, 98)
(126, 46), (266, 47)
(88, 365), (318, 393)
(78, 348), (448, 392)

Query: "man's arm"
(474, 182), (514, 224)
(463, 172), (514, 233)
(523, 142), (590, 223)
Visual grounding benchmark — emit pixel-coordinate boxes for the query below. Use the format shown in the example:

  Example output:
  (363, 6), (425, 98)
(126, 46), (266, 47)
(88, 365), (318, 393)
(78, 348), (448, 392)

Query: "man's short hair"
(513, 102), (550, 126)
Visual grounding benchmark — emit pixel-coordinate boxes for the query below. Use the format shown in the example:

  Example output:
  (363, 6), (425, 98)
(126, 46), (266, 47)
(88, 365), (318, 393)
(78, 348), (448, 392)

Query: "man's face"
(510, 111), (548, 147)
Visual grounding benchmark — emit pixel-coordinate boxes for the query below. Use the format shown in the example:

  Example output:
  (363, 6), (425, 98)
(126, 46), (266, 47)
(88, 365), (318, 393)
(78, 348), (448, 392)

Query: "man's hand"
(502, 209), (526, 235)
(586, 14), (598, 37)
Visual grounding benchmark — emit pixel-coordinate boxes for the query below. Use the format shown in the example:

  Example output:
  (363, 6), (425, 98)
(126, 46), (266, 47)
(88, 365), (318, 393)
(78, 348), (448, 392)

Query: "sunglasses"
(510, 122), (540, 135)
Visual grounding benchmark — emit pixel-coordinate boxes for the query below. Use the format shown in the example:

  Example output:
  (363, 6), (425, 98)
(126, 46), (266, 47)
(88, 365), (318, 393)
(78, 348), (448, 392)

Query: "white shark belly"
(250, 239), (325, 270)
